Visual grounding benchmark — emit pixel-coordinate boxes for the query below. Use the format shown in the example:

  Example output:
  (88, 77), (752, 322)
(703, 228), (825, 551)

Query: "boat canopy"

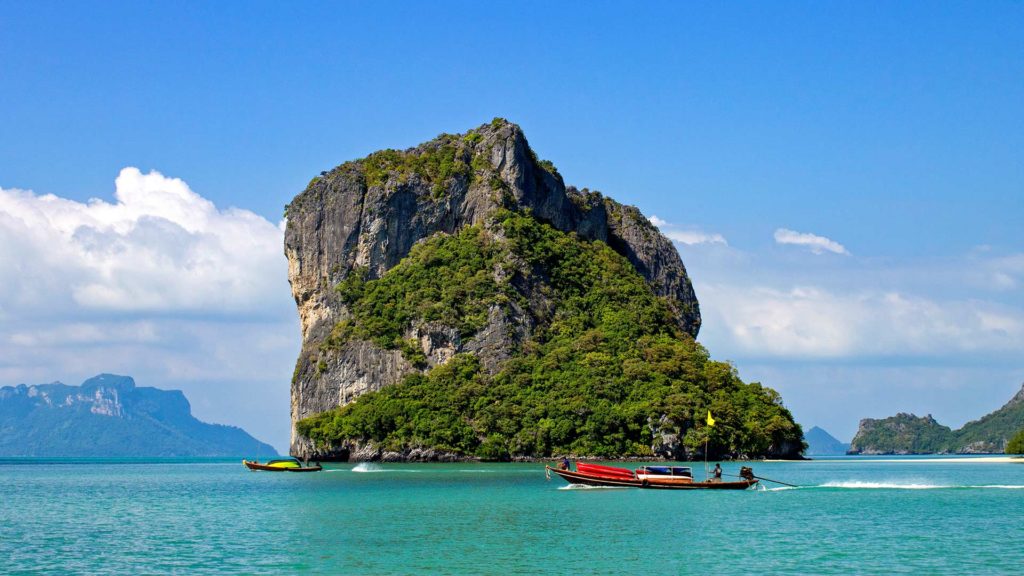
(638, 466), (692, 477)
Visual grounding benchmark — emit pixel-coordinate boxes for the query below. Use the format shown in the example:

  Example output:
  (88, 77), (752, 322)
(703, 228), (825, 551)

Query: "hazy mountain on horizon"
(0, 374), (277, 457)
(804, 426), (851, 455)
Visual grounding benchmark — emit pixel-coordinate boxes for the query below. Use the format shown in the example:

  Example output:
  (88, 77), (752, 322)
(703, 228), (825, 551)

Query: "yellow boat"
(243, 458), (322, 472)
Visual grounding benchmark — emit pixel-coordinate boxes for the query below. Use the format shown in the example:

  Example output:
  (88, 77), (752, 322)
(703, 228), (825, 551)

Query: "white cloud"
(698, 282), (1023, 359)
(0, 169), (297, 451)
(649, 214), (728, 246)
(774, 228), (849, 255)
(664, 230), (729, 246)
(7, 321), (159, 347)
(0, 168), (285, 314)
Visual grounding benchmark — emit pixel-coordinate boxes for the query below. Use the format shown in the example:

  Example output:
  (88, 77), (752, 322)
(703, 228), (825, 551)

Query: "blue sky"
(2, 2), (1022, 450)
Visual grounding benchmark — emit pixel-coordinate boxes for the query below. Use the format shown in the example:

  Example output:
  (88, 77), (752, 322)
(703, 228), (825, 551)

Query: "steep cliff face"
(285, 119), (702, 457)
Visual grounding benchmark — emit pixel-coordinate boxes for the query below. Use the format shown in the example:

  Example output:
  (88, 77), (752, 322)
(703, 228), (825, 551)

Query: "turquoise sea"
(3, 456), (1023, 574)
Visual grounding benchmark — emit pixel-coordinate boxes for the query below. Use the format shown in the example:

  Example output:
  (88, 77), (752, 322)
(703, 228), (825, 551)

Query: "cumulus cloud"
(0, 168), (286, 314)
(774, 228), (849, 255)
(0, 169), (297, 450)
(649, 214), (728, 246)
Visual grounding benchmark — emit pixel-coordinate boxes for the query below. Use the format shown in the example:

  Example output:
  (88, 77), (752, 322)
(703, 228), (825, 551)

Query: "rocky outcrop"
(848, 414), (953, 455)
(284, 119), (701, 459)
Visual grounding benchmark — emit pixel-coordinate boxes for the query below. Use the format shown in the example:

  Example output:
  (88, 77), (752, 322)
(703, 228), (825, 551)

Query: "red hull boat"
(547, 462), (757, 490)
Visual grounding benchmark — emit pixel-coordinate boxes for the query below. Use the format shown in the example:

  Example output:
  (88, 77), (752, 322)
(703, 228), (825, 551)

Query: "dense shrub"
(324, 225), (505, 352)
(360, 133), (475, 196)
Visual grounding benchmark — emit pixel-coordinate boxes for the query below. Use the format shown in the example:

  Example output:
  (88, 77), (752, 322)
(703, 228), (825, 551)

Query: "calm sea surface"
(2, 456), (1023, 574)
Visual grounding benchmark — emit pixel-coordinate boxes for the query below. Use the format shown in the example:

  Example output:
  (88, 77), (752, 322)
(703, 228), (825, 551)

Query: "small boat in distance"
(546, 461), (757, 490)
(243, 458), (322, 472)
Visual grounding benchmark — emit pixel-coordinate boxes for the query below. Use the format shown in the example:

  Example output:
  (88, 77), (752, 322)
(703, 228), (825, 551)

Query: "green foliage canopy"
(299, 212), (803, 459)
(1007, 429), (1024, 455)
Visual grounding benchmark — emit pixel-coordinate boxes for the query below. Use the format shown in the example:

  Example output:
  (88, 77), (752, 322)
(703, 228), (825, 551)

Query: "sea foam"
(351, 463), (387, 473)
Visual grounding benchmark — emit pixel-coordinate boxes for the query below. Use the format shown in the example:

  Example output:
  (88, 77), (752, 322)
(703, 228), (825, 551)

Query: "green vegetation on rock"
(1005, 429), (1024, 455)
(298, 212), (802, 459)
(324, 226), (506, 354)
(955, 390), (1024, 451)
(358, 132), (480, 196)
(849, 414), (954, 454)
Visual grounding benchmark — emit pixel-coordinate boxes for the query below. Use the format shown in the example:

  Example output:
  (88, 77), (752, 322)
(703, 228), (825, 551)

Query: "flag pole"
(704, 409), (715, 480)
(704, 435), (709, 479)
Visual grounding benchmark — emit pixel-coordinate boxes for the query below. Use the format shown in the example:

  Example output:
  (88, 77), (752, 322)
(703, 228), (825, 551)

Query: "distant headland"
(0, 374), (277, 457)
(849, 383), (1024, 455)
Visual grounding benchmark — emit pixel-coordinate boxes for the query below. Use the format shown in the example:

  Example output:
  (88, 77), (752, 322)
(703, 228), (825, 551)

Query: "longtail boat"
(546, 461), (757, 490)
(243, 458), (322, 472)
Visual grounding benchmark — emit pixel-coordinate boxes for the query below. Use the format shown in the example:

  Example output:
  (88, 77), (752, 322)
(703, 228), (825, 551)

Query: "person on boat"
(712, 463), (722, 481)
(740, 466), (755, 481)
(559, 457), (571, 471)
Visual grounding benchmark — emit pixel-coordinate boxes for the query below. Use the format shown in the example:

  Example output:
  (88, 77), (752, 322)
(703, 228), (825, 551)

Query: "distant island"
(849, 383), (1024, 454)
(286, 119), (805, 462)
(803, 426), (850, 455)
(0, 374), (277, 457)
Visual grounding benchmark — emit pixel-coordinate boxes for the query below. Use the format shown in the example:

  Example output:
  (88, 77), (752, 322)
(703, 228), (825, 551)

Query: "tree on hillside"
(1007, 429), (1024, 455)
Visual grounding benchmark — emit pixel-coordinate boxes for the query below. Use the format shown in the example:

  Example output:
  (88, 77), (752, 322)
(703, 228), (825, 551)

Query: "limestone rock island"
(285, 119), (803, 461)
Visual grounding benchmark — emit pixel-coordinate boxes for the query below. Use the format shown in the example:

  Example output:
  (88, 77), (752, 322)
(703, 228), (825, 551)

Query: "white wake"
(351, 463), (405, 473)
(817, 481), (1024, 490)
(820, 481), (949, 489)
